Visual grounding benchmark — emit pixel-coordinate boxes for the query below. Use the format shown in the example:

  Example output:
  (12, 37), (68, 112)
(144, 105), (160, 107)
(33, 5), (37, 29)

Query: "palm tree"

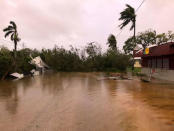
(107, 34), (117, 52)
(119, 4), (136, 41)
(3, 21), (20, 59)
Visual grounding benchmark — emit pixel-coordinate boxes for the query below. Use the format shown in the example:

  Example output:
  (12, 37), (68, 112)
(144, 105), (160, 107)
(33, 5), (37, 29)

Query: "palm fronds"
(119, 4), (136, 31)
(10, 21), (17, 30)
(5, 31), (14, 38)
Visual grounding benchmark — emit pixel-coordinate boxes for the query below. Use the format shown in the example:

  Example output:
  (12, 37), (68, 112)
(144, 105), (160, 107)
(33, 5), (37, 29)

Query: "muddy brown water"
(0, 73), (174, 131)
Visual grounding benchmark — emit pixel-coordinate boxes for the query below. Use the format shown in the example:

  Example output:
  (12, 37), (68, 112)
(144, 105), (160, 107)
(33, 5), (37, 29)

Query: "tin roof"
(134, 45), (141, 50)
(143, 42), (174, 57)
(133, 49), (143, 57)
(30, 56), (49, 68)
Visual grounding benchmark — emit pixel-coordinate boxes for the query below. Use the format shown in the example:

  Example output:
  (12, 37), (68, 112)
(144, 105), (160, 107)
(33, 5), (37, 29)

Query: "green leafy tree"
(123, 36), (136, 55)
(156, 33), (168, 45)
(136, 30), (156, 50)
(107, 34), (117, 52)
(3, 21), (20, 59)
(167, 31), (174, 42)
(86, 42), (101, 58)
(0, 47), (13, 78)
(119, 4), (136, 41)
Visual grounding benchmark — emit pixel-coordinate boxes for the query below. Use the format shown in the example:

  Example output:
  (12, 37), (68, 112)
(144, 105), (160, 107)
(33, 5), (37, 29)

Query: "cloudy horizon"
(0, 0), (174, 51)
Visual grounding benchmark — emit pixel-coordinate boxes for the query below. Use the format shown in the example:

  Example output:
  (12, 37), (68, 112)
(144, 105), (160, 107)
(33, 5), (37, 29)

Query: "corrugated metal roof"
(134, 45), (141, 50)
(133, 49), (143, 57)
(30, 56), (49, 68)
(143, 42), (174, 57)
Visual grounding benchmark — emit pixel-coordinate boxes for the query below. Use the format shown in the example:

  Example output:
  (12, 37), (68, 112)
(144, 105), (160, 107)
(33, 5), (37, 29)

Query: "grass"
(127, 67), (143, 76)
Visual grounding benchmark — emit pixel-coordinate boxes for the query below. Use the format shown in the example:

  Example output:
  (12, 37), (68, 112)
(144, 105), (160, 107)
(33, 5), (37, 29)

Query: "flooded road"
(0, 73), (174, 131)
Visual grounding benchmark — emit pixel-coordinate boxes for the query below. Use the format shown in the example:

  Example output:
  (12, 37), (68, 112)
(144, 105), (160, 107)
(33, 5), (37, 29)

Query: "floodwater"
(0, 73), (174, 131)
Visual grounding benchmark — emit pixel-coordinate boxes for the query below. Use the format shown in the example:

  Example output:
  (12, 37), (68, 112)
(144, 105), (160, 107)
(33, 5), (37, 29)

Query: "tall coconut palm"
(119, 4), (136, 41)
(3, 21), (20, 59)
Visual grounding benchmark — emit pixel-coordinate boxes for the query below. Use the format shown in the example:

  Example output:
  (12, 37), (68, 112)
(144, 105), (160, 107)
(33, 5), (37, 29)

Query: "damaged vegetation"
(0, 43), (130, 79)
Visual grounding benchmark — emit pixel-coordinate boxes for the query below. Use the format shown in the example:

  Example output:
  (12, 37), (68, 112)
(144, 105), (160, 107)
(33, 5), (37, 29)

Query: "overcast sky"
(0, 0), (174, 50)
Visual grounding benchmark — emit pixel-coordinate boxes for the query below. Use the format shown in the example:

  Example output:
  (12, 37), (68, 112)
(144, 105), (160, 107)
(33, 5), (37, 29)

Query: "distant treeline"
(0, 43), (131, 79)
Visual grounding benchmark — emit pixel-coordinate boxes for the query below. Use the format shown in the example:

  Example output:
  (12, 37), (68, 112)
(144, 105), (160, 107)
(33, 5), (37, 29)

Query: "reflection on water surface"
(0, 73), (174, 131)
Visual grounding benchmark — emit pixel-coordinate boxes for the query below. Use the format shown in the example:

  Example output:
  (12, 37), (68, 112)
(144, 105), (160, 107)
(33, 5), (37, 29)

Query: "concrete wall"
(141, 68), (174, 82)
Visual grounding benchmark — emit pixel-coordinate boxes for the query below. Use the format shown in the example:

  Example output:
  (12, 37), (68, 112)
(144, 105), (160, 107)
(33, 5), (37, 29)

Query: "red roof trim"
(142, 42), (174, 57)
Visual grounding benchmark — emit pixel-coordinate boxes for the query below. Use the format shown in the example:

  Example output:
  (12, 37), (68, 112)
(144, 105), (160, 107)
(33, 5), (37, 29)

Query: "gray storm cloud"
(0, 0), (174, 50)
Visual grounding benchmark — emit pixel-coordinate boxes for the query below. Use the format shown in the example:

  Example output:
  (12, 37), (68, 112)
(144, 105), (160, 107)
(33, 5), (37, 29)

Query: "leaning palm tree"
(3, 21), (20, 59)
(119, 4), (136, 41)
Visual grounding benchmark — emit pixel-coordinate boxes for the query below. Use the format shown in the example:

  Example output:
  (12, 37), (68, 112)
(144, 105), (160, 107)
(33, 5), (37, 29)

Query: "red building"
(142, 42), (174, 70)
(141, 42), (174, 82)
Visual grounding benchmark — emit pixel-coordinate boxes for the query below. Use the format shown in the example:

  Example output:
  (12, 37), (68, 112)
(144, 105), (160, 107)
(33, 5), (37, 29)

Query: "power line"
(116, 0), (146, 38)
(136, 0), (146, 12)
(116, 30), (123, 38)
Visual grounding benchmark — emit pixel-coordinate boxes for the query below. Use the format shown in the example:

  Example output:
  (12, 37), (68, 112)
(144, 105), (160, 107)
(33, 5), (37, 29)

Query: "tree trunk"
(115, 43), (117, 53)
(132, 18), (136, 71)
(14, 40), (17, 59)
(133, 19), (136, 43)
(14, 40), (17, 71)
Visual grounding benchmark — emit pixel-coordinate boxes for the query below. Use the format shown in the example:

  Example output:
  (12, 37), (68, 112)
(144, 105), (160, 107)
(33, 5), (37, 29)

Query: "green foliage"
(16, 48), (35, 75)
(119, 4), (136, 31)
(127, 67), (142, 76)
(0, 47), (13, 78)
(119, 4), (136, 52)
(168, 31), (174, 42)
(3, 21), (21, 62)
(123, 30), (174, 54)
(40, 44), (130, 72)
(3, 21), (20, 46)
(0, 42), (131, 79)
(104, 50), (130, 72)
(41, 46), (83, 72)
(107, 34), (117, 51)
(0, 47), (35, 78)
(156, 33), (168, 45)
(85, 42), (101, 58)
(123, 36), (136, 54)
(136, 29), (156, 49)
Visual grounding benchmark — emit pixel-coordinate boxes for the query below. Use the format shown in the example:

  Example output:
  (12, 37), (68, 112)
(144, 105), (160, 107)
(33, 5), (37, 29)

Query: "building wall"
(141, 68), (174, 82)
(134, 60), (141, 68)
(142, 55), (174, 69)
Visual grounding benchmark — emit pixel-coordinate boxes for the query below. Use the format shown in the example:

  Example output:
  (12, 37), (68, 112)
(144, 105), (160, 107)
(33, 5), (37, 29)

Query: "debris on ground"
(10, 72), (24, 80)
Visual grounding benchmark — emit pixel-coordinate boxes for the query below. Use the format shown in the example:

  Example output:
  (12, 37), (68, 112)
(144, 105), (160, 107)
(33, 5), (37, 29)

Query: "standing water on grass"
(0, 73), (174, 131)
